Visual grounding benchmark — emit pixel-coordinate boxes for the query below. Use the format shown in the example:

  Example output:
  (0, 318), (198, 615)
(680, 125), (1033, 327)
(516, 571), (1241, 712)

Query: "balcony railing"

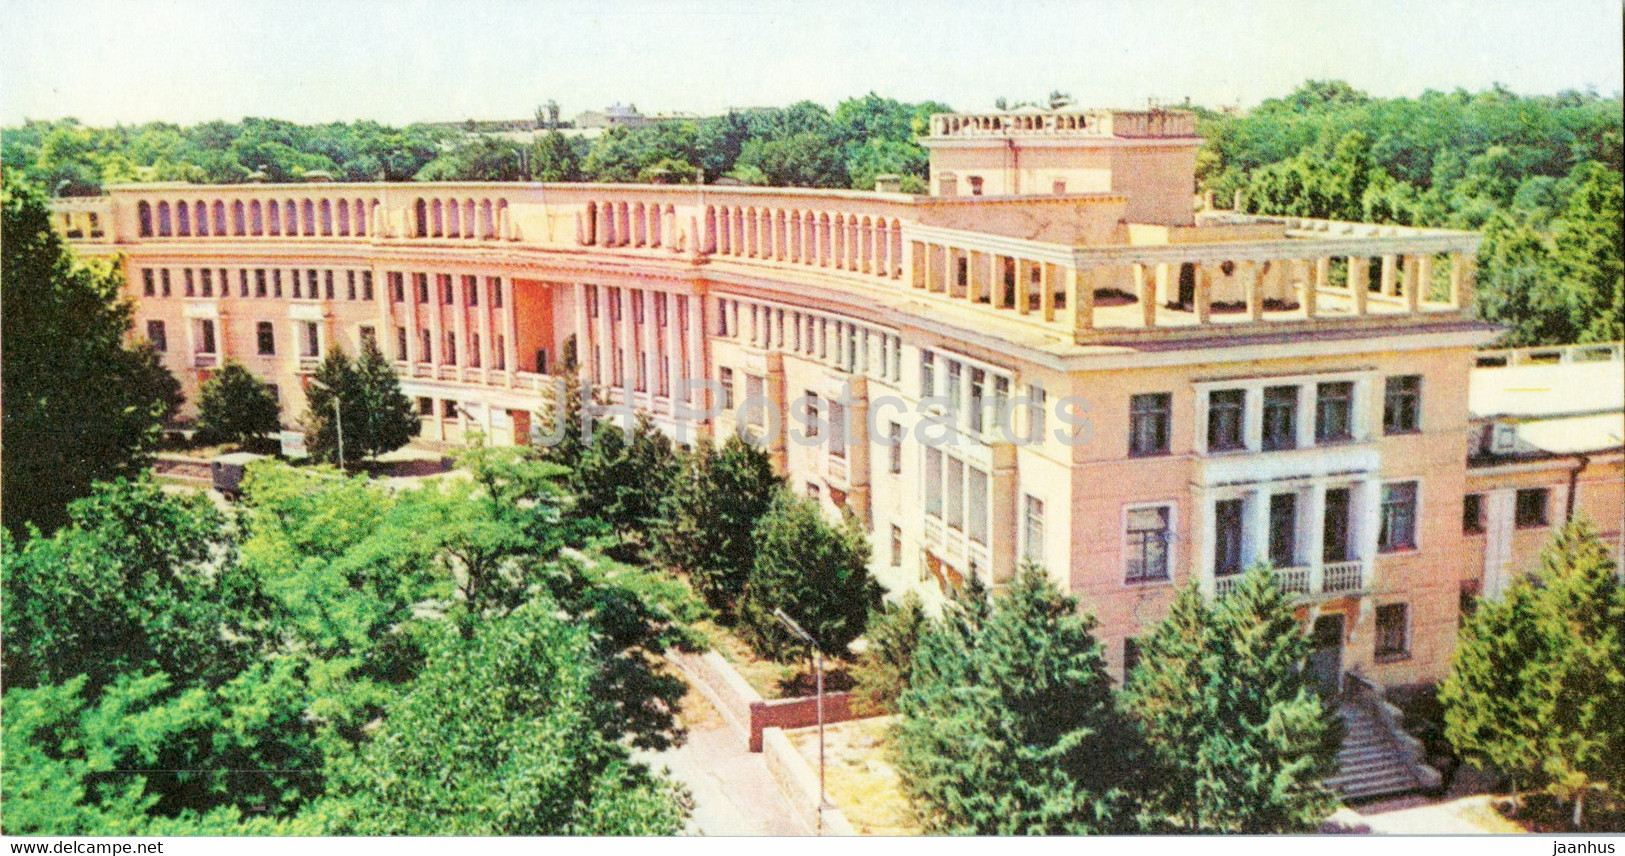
(1323, 560), (1366, 593)
(1213, 563), (1358, 598)
(193, 353), (219, 369)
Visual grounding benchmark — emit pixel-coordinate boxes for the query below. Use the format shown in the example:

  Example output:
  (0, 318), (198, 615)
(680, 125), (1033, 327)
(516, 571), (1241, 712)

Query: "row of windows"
(1127, 375), (1423, 458)
(1461, 488), (1550, 533)
(145, 318), (330, 358)
(716, 297), (904, 384)
(920, 351), (1026, 437)
(141, 267), (375, 302)
(387, 273), (505, 308)
(392, 326), (506, 370)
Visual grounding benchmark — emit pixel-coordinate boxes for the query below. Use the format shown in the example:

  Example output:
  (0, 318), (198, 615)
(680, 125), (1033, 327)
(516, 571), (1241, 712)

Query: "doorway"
(1308, 613), (1345, 695)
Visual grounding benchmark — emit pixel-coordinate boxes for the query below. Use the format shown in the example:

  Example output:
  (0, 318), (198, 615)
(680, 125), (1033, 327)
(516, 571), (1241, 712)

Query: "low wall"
(668, 649), (763, 734)
(749, 692), (858, 752)
(760, 727), (858, 837)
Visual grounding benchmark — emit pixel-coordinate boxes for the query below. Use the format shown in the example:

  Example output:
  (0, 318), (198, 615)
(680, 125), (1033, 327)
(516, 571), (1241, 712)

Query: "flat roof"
(1469, 360), (1625, 419)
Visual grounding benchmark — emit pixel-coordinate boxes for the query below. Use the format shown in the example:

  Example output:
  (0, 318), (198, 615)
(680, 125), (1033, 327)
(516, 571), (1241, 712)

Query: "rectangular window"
(1024, 495), (1045, 562)
(1375, 603), (1409, 660)
(300, 321), (320, 358)
(272, 270), (282, 298)
(829, 400), (847, 459)
(146, 320), (166, 351)
(442, 399), (458, 418)
(390, 272), (405, 302)
(323, 270), (334, 301)
(255, 269), (267, 298)
(1515, 488), (1549, 528)
(359, 325), (377, 352)
(1323, 487), (1352, 562)
(184, 268), (195, 297)
(1207, 389), (1246, 452)
(1269, 493), (1297, 566)
(888, 423), (903, 474)
(160, 269), (171, 297)
(1262, 386), (1298, 451)
(362, 271), (374, 301)
(495, 336), (505, 370)
(967, 467), (989, 545)
(720, 367), (735, 410)
(197, 319), (216, 353)
(1130, 393), (1172, 457)
(239, 269), (248, 298)
(947, 361), (962, 416)
(1384, 375), (1422, 435)
(745, 375), (765, 429)
(924, 447), (944, 518)
(1214, 498), (1244, 576)
(441, 275), (454, 305)
(1126, 505), (1172, 582)
(465, 275), (478, 306)
(418, 397), (433, 416)
(489, 277), (502, 308)
(1463, 493), (1485, 535)
(469, 333), (480, 367)
(968, 368), (986, 434)
(415, 274), (428, 304)
(420, 329), (432, 362)
(1315, 381), (1355, 443)
(143, 269), (156, 296)
(200, 268), (213, 297)
(346, 271), (357, 301)
(920, 352), (935, 398)
(257, 321), (276, 355)
(396, 327), (408, 361)
(445, 333), (457, 365)
(1380, 481), (1419, 552)
(803, 391), (821, 439)
(890, 525), (903, 567)
(946, 458), (964, 531)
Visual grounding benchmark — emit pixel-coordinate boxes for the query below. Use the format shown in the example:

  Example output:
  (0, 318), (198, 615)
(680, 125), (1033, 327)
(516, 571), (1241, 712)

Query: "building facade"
(49, 109), (1622, 697)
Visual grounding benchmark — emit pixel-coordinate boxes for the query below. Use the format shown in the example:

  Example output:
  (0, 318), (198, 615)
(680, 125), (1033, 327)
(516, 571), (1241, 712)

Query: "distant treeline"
(1, 93), (948, 195)
(1197, 81), (1622, 346)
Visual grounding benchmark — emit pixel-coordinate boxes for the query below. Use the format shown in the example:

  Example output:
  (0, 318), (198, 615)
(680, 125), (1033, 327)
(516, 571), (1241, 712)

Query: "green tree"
(740, 489), (878, 659)
(1121, 583), (1214, 830)
(1, 479), (263, 693)
(2, 175), (183, 536)
(301, 340), (416, 465)
(851, 593), (928, 715)
(652, 435), (780, 615)
(570, 413), (679, 545)
(1196, 567), (1341, 832)
(319, 599), (690, 835)
(195, 360), (281, 446)
(1442, 520), (1625, 827)
(892, 569), (1140, 834)
(1550, 162), (1624, 344)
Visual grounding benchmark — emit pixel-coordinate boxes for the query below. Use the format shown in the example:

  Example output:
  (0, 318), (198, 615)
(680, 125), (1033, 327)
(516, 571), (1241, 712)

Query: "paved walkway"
(634, 692), (813, 836)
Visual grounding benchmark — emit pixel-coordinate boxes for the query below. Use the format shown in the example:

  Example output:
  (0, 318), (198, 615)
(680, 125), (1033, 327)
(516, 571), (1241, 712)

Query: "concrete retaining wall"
(760, 727), (858, 837)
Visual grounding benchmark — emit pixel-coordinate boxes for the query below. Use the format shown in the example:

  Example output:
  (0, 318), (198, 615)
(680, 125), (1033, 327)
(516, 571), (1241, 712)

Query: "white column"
(1296, 384), (1317, 449)
(1245, 488), (1271, 568)
(501, 276), (516, 376)
(476, 276), (493, 379)
(1196, 490), (1217, 598)
(1306, 482), (1328, 593)
(1243, 387), (1264, 452)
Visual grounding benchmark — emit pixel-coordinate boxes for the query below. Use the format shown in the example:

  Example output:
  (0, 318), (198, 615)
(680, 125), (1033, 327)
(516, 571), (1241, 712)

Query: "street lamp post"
(307, 378), (344, 470)
(773, 608), (827, 834)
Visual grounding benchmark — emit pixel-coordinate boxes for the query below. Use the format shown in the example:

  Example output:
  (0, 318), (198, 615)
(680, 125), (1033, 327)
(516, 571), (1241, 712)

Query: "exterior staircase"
(1325, 674), (1443, 802)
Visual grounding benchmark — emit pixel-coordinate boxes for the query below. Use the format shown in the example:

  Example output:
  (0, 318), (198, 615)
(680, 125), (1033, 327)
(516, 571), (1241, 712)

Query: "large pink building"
(50, 108), (1623, 797)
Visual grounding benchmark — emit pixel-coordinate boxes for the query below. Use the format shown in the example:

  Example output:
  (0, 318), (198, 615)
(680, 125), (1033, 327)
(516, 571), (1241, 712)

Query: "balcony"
(1323, 560), (1366, 594)
(1212, 561), (1364, 599)
(296, 355), (321, 374)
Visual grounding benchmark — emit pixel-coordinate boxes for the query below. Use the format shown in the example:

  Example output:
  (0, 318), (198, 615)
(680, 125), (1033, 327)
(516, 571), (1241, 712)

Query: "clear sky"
(3, 0), (1621, 126)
